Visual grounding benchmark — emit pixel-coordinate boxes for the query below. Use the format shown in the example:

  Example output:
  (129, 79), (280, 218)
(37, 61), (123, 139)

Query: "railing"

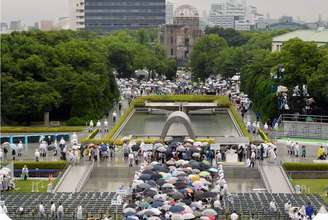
(279, 165), (295, 193)
(256, 161), (272, 193)
(281, 114), (328, 123)
(53, 164), (72, 192)
(74, 161), (95, 193)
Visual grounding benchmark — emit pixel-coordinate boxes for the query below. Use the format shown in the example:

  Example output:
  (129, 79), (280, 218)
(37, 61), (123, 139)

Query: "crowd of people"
(122, 139), (237, 220)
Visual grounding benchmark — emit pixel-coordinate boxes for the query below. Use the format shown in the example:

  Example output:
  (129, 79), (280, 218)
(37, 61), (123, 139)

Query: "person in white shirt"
(57, 203), (64, 220)
(263, 122), (269, 131)
(128, 152), (134, 167)
(77, 205), (83, 220)
(284, 201), (291, 214)
(22, 165), (29, 181)
(230, 210), (239, 220)
(104, 119), (109, 132)
(50, 202), (56, 218)
(294, 142), (300, 157)
(35, 149), (40, 162)
(89, 120), (94, 132)
(112, 111), (117, 123)
(17, 140), (24, 157)
(270, 200), (277, 212)
(38, 202), (45, 217)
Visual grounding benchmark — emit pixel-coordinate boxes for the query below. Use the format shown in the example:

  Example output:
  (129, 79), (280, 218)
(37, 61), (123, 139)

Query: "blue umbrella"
(169, 205), (185, 213)
(151, 200), (164, 208)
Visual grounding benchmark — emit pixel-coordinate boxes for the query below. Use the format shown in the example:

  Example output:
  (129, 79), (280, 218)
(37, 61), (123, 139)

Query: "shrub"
(0, 126), (84, 133)
(229, 105), (250, 139)
(283, 162), (328, 171)
(259, 129), (270, 143)
(66, 117), (86, 126)
(14, 161), (68, 170)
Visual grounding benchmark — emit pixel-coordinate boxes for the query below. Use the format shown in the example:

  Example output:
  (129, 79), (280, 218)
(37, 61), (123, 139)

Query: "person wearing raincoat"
(317, 146), (326, 160)
(76, 205), (83, 220)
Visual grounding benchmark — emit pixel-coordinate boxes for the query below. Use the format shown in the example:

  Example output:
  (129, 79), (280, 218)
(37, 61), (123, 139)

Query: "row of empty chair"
(1, 192), (326, 219)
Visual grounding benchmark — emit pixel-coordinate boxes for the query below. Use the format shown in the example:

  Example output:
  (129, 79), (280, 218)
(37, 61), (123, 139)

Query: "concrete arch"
(160, 111), (195, 140)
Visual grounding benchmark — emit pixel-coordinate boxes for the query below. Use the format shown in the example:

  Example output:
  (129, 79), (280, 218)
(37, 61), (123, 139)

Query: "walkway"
(55, 162), (91, 192)
(262, 164), (292, 193)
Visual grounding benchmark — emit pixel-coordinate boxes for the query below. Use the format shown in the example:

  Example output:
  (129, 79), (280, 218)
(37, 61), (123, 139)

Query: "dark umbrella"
(138, 183), (151, 189)
(139, 174), (152, 181)
(152, 165), (169, 173)
(156, 179), (166, 186)
(143, 189), (157, 197)
(132, 145), (140, 152)
(146, 180), (157, 187)
(202, 191), (218, 198)
(170, 192), (184, 200)
(124, 211), (136, 216)
(169, 205), (185, 213)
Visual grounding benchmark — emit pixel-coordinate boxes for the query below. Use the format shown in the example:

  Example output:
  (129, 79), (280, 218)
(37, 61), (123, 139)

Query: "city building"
(39, 20), (55, 31)
(10, 20), (22, 31)
(159, 4), (203, 65)
(208, 0), (265, 30)
(272, 28), (328, 52)
(0, 22), (8, 32)
(58, 17), (73, 30)
(166, 1), (174, 24)
(269, 16), (307, 30)
(72, 0), (166, 32)
(70, 0), (85, 30)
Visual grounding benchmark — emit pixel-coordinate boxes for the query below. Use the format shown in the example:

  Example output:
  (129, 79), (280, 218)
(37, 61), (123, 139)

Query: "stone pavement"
(55, 161), (93, 192)
(262, 164), (292, 193)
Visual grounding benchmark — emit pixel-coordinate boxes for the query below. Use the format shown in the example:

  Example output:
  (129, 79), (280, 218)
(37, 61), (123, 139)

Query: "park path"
(262, 164), (292, 193)
(55, 162), (92, 192)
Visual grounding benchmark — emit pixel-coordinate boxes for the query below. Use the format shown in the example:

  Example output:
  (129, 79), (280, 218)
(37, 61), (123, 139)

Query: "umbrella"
(170, 192), (184, 200)
(148, 217), (161, 220)
(124, 211), (136, 216)
(160, 204), (171, 211)
(202, 209), (217, 216)
(199, 171), (210, 177)
(162, 183), (174, 188)
(156, 146), (167, 152)
(176, 160), (187, 166)
(185, 138), (194, 143)
(141, 144), (153, 151)
(143, 189), (157, 197)
(123, 208), (136, 214)
(154, 143), (164, 148)
(126, 216), (139, 220)
(132, 145), (140, 152)
(177, 146), (186, 151)
(139, 174), (152, 181)
(192, 169), (201, 174)
(151, 200), (164, 208)
(208, 168), (218, 173)
(9, 144), (17, 150)
(192, 153), (201, 158)
(189, 174), (200, 182)
(166, 159), (176, 165)
(193, 142), (202, 147)
(169, 205), (185, 213)
(182, 213), (196, 219)
(202, 191), (218, 198)
(138, 183), (151, 189)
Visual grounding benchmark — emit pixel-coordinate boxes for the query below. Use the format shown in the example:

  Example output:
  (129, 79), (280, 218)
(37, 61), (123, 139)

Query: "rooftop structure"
(272, 29), (328, 52)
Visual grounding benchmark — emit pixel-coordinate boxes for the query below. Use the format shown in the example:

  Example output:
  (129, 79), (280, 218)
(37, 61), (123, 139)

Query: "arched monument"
(160, 111), (196, 140)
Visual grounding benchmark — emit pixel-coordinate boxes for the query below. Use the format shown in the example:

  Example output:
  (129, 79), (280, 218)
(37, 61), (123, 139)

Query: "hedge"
(0, 126), (85, 133)
(14, 161), (68, 170)
(229, 105), (250, 139)
(283, 162), (328, 171)
(82, 95), (246, 143)
(132, 95), (231, 107)
(81, 137), (215, 145)
(259, 129), (271, 143)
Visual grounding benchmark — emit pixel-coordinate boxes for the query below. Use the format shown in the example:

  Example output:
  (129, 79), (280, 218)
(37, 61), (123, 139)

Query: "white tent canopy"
(313, 213), (328, 220)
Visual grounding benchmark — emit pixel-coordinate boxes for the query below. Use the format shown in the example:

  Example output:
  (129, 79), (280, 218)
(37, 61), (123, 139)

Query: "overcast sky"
(1, 0), (328, 25)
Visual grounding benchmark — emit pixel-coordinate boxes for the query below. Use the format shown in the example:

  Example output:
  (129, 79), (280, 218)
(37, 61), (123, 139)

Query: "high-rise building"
(0, 22), (8, 32)
(74, 0), (166, 32)
(10, 20), (22, 31)
(166, 1), (174, 24)
(40, 20), (55, 31)
(71, 0), (85, 30)
(209, 0), (265, 30)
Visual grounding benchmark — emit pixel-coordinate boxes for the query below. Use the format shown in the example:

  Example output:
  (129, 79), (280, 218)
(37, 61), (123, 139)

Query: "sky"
(1, 0), (328, 25)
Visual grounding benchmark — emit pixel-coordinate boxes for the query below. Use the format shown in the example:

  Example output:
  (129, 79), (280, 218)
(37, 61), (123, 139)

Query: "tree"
(205, 26), (250, 47)
(190, 34), (228, 80)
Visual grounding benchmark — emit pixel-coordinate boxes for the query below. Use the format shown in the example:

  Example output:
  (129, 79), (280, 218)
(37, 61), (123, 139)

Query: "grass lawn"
(290, 179), (328, 204)
(14, 178), (59, 192)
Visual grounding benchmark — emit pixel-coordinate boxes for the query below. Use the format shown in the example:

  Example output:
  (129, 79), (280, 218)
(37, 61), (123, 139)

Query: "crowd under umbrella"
(125, 141), (229, 220)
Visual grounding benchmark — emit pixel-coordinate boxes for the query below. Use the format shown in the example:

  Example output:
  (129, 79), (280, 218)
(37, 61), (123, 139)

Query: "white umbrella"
(123, 208), (136, 214)
(202, 209), (217, 216)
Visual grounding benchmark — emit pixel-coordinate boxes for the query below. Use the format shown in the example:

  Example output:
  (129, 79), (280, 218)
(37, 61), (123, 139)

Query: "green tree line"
(191, 27), (328, 121)
(1, 29), (177, 125)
